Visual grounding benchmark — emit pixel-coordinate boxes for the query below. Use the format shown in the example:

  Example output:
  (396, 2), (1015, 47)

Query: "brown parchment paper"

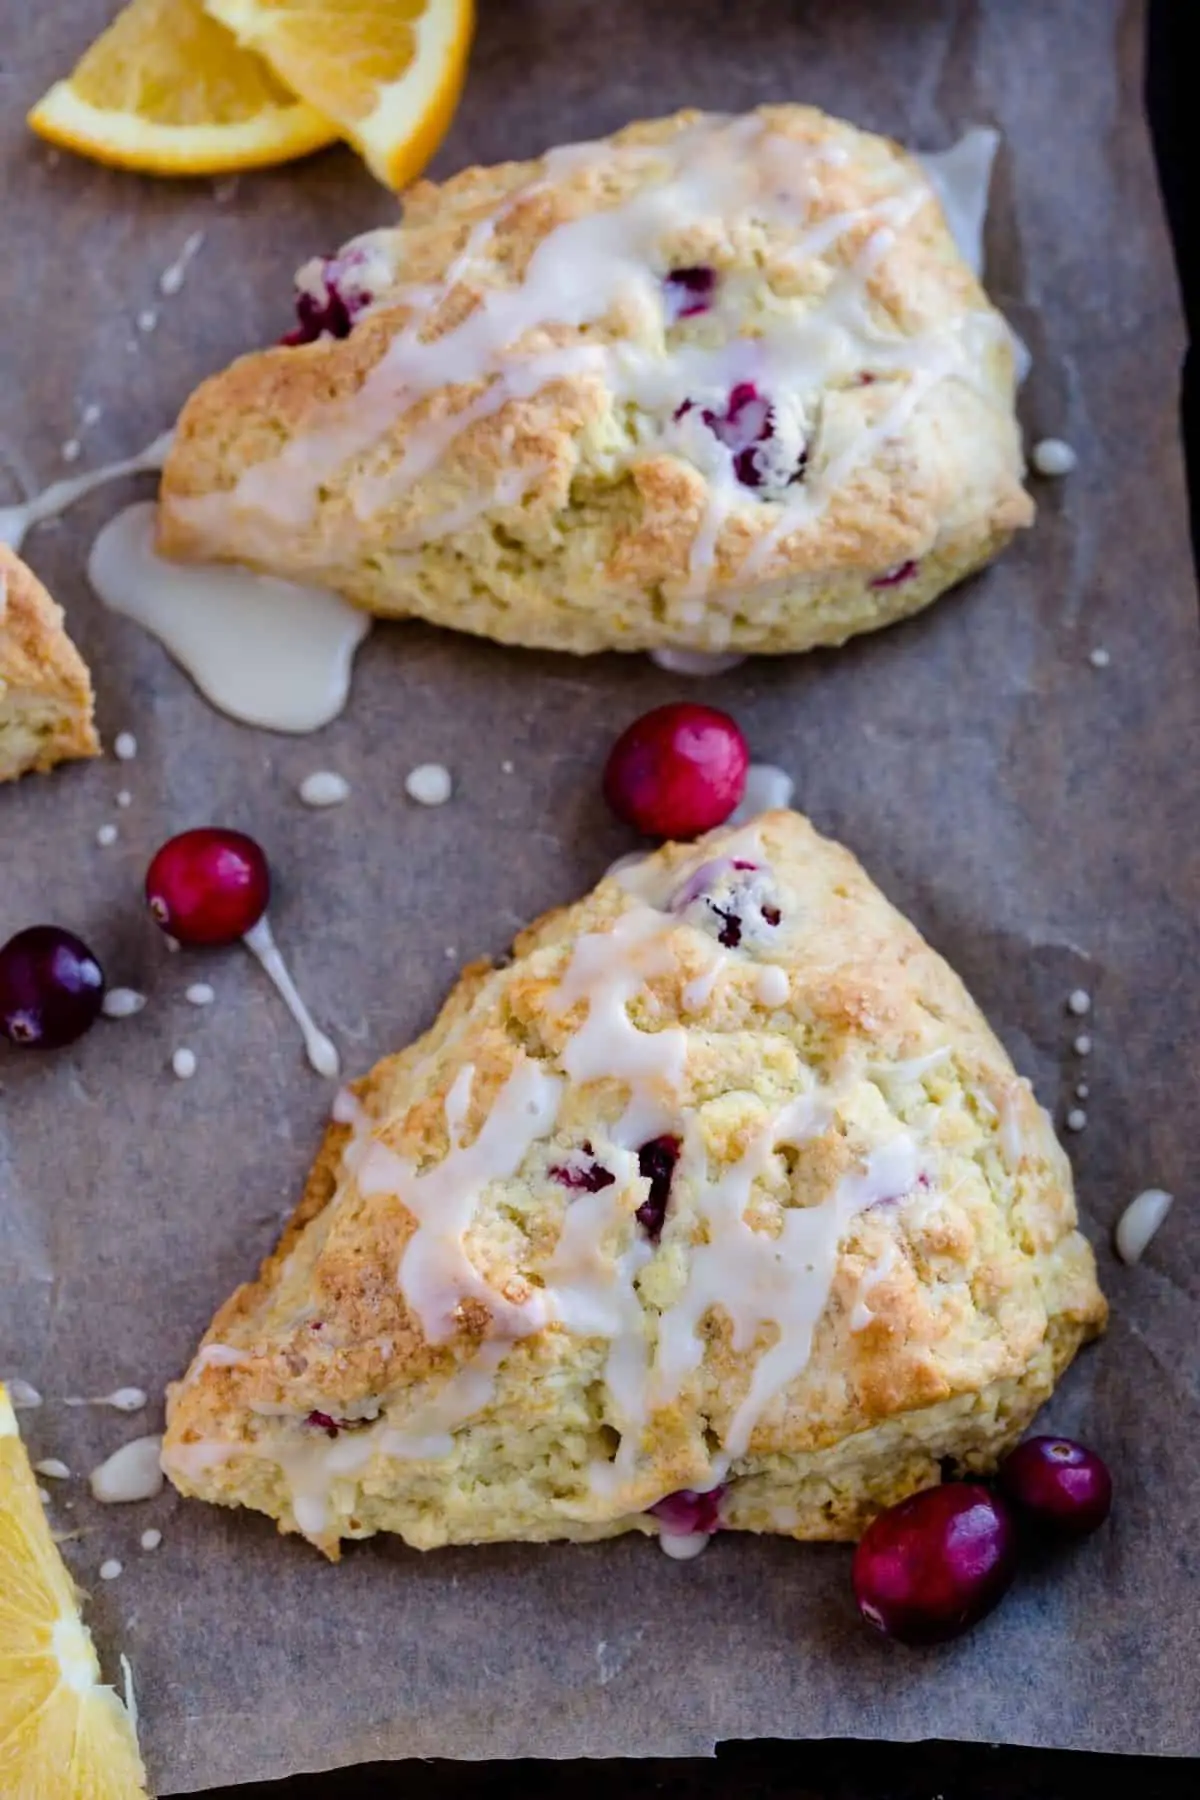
(3, 0), (1199, 1789)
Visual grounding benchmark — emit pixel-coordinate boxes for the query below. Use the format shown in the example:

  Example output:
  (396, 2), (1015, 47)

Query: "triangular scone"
(0, 545), (99, 781)
(163, 811), (1105, 1560)
(158, 104), (1032, 659)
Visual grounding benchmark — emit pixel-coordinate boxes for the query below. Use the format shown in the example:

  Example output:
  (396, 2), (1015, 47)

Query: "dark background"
(188, 3), (1197, 1795)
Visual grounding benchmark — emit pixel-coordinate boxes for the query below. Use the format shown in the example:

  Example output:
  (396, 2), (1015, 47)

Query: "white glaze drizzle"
(357, 1060), (561, 1340)
(102, 988), (147, 1020)
(64, 1386), (148, 1412)
(298, 770), (351, 808)
(0, 432), (172, 554)
(1115, 1189), (1173, 1264)
(242, 915), (340, 1077)
(90, 502), (370, 734)
(729, 762), (795, 824)
(659, 1531), (709, 1560)
(89, 1435), (164, 1503)
(650, 648), (747, 677)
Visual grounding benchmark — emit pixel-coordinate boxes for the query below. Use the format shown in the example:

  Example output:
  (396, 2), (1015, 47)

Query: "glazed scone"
(162, 810), (1105, 1560)
(159, 105), (1033, 658)
(0, 545), (99, 781)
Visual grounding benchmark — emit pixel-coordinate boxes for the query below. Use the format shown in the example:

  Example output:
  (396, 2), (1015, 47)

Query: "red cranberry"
(0, 926), (105, 1050)
(650, 1485), (726, 1534)
(852, 1484), (1017, 1645)
(664, 266), (717, 321)
(870, 559), (919, 589)
(603, 704), (749, 839)
(281, 250), (374, 345)
(678, 382), (807, 489)
(305, 1410), (342, 1439)
(549, 1143), (616, 1194)
(145, 828), (270, 946)
(998, 1437), (1112, 1538)
(636, 1135), (680, 1239)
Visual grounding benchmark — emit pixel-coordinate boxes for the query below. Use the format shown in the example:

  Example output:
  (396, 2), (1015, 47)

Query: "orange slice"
(204, 0), (475, 188)
(28, 0), (338, 177)
(0, 1384), (149, 1798)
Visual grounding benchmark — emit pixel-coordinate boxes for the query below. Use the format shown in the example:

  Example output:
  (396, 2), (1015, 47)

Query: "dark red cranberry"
(281, 251), (374, 345)
(650, 1485), (726, 1534)
(549, 1142), (616, 1193)
(603, 704), (749, 839)
(679, 382), (807, 489)
(636, 1135), (680, 1239)
(0, 926), (105, 1050)
(870, 560), (919, 589)
(305, 1409), (372, 1439)
(852, 1483), (1017, 1645)
(664, 266), (717, 321)
(998, 1437), (1112, 1538)
(145, 828), (270, 946)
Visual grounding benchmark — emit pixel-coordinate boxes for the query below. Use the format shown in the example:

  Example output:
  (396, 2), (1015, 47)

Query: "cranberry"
(998, 1437), (1112, 1538)
(669, 859), (783, 949)
(603, 704), (749, 839)
(550, 1142), (616, 1193)
(870, 560), (919, 589)
(0, 926), (105, 1050)
(650, 1485), (725, 1535)
(305, 1410), (372, 1439)
(852, 1483), (1017, 1645)
(145, 828), (270, 946)
(679, 382), (807, 489)
(281, 250), (374, 345)
(636, 1135), (680, 1239)
(664, 266), (717, 321)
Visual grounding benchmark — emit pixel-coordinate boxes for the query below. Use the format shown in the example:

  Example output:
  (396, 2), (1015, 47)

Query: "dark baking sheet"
(3, 0), (1199, 1791)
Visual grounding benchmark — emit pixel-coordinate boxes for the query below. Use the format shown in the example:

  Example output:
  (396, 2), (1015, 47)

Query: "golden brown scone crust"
(163, 811), (1104, 1559)
(0, 545), (99, 781)
(160, 105), (1032, 658)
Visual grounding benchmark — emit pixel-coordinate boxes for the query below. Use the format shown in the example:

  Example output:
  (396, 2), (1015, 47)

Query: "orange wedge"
(0, 1384), (149, 1798)
(28, 0), (338, 177)
(204, 0), (475, 188)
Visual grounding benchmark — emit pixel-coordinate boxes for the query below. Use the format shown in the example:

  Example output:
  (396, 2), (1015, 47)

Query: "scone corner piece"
(0, 544), (100, 781)
(163, 807), (1104, 1560)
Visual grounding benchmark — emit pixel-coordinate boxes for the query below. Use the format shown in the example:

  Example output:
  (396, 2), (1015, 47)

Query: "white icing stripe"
(358, 1056), (563, 1341)
(0, 432), (172, 554)
(549, 906), (690, 1145)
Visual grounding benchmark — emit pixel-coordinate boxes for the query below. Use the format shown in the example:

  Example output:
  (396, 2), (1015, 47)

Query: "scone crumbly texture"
(160, 104), (1033, 658)
(162, 810), (1105, 1559)
(0, 545), (99, 781)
